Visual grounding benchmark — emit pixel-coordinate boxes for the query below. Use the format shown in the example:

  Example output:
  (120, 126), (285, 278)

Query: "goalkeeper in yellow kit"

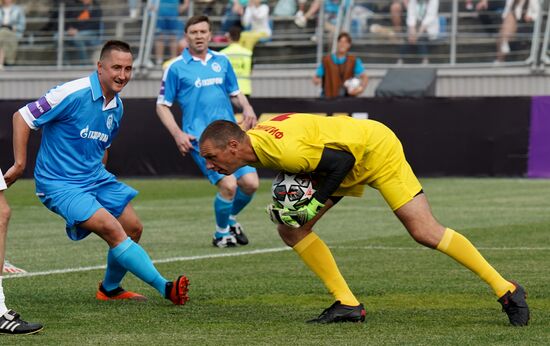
(198, 113), (529, 326)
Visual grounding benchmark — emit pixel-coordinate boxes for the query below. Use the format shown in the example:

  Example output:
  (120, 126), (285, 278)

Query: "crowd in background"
(0, 0), (544, 68)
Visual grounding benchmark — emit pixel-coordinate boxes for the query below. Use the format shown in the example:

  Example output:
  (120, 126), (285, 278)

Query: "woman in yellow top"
(199, 113), (529, 326)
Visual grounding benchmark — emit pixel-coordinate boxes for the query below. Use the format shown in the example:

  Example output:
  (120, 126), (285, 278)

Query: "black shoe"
(307, 301), (366, 324)
(498, 281), (530, 326)
(229, 223), (249, 245)
(212, 234), (237, 248)
(0, 310), (43, 335)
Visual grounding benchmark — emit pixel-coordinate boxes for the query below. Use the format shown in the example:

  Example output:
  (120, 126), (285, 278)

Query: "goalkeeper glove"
(281, 198), (325, 227)
(266, 203), (300, 228)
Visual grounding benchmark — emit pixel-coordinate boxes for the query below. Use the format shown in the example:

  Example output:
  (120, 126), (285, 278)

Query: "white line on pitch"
(4, 247), (291, 280)
(6, 245), (548, 280)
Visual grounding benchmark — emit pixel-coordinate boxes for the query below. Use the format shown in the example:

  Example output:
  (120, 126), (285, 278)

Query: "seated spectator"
(218, 0), (248, 39)
(495, 0), (539, 62)
(399, 0), (439, 64)
(154, 0), (189, 66)
(473, 0), (506, 34)
(240, 0), (271, 50)
(312, 32), (368, 99)
(0, 0), (26, 70)
(273, 0), (296, 17)
(64, 0), (102, 65)
(128, 0), (141, 19)
(390, 0), (408, 34)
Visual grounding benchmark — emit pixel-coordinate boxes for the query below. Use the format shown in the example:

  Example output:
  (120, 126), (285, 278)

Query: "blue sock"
(214, 193), (232, 231)
(230, 187), (254, 220)
(102, 250), (128, 291)
(110, 238), (168, 296)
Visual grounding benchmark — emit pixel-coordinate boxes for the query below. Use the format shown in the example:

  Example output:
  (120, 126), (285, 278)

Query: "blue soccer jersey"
(157, 48), (240, 138)
(18, 71), (124, 193)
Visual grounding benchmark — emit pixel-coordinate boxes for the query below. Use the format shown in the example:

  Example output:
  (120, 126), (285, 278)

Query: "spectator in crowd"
(471, 0), (506, 34)
(294, 0), (349, 35)
(390, 0), (408, 34)
(240, 0), (271, 51)
(0, 0), (26, 70)
(312, 32), (368, 99)
(220, 26), (253, 96)
(399, 0), (439, 64)
(64, 0), (103, 65)
(161, 37), (187, 70)
(495, 0), (539, 62)
(273, 0), (296, 17)
(154, 0), (189, 66)
(218, 0), (248, 40)
(128, 0), (141, 19)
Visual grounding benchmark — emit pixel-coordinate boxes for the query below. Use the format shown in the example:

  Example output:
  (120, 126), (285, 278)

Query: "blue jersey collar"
(90, 71), (119, 110)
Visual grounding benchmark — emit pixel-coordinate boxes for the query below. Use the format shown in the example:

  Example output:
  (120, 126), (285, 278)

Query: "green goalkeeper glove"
(266, 203), (300, 228)
(281, 198), (325, 226)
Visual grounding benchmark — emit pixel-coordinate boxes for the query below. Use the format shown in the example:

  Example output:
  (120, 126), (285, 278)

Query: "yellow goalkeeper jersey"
(248, 113), (412, 198)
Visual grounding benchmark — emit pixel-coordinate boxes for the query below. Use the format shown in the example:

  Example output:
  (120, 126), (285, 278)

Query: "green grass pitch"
(3, 178), (550, 345)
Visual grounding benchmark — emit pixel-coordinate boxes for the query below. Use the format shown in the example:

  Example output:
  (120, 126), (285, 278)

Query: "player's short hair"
(200, 120), (245, 149)
(185, 15), (211, 33)
(228, 26), (242, 42)
(100, 40), (132, 60)
(337, 32), (352, 44)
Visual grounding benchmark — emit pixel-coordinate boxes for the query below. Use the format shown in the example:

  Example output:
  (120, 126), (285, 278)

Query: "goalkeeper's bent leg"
(436, 228), (515, 297)
(293, 232), (360, 306)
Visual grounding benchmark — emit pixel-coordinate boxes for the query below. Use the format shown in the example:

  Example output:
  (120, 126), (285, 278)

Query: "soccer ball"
(344, 77), (361, 93)
(272, 172), (316, 210)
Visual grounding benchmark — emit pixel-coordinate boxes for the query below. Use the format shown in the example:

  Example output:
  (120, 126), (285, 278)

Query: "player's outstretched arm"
(4, 112), (31, 186)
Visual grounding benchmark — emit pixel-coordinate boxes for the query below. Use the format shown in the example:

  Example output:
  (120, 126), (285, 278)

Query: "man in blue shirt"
(156, 15), (259, 248)
(4, 40), (189, 305)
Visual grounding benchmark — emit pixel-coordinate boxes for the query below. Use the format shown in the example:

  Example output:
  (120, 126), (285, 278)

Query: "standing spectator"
(156, 15), (259, 248)
(240, 0), (271, 51)
(495, 0), (539, 62)
(0, 0), (26, 70)
(399, 0), (439, 64)
(64, 0), (103, 65)
(4, 40), (189, 306)
(220, 26), (253, 96)
(0, 170), (43, 335)
(312, 32), (368, 98)
(154, 0), (189, 66)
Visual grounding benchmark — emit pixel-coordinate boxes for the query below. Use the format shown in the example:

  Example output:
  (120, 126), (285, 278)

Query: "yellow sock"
(436, 228), (515, 297)
(293, 232), (359, 306)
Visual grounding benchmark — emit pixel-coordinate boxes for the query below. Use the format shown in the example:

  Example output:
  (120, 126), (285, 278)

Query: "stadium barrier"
(2, 96), (545, 178)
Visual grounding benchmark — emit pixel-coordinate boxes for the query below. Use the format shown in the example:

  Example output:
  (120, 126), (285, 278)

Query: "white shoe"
(294, 11), (307, 28)
(500, 41), (510, 54)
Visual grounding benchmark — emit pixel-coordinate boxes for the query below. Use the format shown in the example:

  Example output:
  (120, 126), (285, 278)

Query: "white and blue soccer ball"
(271, 172), (316, 210)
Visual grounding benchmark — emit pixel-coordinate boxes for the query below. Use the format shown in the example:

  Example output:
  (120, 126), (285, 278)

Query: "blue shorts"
(156, 17), (183, 37)
(190, 140), (257, 185)
(38, 175), (138, 241)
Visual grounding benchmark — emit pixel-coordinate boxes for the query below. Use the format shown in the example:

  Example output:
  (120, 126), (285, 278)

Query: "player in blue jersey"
(4, 40), (189, 305)
(156, 15), (259, 248)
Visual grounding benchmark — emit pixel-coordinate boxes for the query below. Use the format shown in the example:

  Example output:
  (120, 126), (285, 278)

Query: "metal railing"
(8, 0), (550, 70)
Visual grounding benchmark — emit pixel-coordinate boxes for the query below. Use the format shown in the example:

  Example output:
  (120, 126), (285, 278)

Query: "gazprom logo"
(80, 125), (108, 142)
(80, 126), (89, 138)
(194, 77), (223, 88)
